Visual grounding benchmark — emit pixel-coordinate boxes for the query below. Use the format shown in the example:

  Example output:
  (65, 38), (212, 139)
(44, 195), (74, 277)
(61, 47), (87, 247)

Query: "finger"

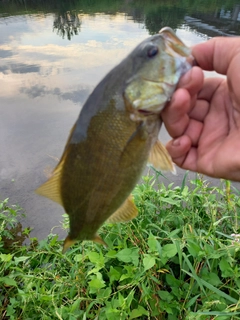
(188, 99), (209, 122)
(184, 119), (203, 147)
(187, 77), (224, 122)
(162, 88), (191, 138)
(167, 139), (199, 173)
(198, 77), (224, 101)
(192, 37), (240, 75)
(166, 135), (191, 165)
(162, 66), (204, 138)
(177, 66), (204, 96)
(181, 147), (198, 172)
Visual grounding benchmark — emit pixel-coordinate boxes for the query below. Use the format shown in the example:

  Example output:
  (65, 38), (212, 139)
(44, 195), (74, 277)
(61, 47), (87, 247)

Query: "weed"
(0, 173), (240, 319)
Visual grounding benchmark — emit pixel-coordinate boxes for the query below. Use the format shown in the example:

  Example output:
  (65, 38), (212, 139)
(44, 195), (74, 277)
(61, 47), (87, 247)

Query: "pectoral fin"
(107, 195), (138, 223)
(148, 140), (176, 173)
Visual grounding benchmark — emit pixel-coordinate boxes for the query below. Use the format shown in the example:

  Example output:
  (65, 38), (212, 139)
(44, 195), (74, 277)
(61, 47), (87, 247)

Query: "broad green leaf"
(119, 265), (136, 282)
(105, 307), (121, 319)
(147, 232), (158, 253)
(166, 274), (182, 288)
(96, 287), (112, 299)
(0, 277), (17, 287)
(131, 248), (140, 267)
(106, 250), (117, 258)
(6, 305), (15, 317)
(14, 256), (29, 264)
(0, 253), (13, 262)
(162, 244), (177, 259)
(88, 251), (104, 267)
(74, 254), (83, 262)
(158, 290), (173, 302)
(202, 271), (222, 287)
(219, 259), (234, 278)
(120, 273), (132, 281)
(143, 254), (155, 271)
(208, 251), (225, 259)
(116, 248), (139, 266)
(203, 243), (214, 255)
(9, 297), (17, 306)
(116, 248), (132, 263)
(108, 266), (121, 283)
(187, 240), (201, 257)
(88, 278), (105, 290)
(88, 272), (106, 293)
(160, 197), (181, 206)
(130, 305), (149, 319)
(87, 251), (100, 263)
(159, 300), (173, 314)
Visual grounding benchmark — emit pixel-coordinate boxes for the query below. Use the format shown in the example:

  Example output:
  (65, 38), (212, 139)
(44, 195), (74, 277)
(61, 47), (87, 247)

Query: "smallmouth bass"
(36, 27), (193, 252)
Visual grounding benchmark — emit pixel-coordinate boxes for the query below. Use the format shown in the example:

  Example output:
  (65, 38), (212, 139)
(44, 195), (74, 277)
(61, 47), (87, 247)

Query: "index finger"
(162, 66), (203, 138)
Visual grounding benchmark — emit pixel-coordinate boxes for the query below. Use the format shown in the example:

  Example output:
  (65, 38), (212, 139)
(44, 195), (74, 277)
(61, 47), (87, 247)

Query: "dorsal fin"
(148, 140), (176, 174)
(35, 159), (64, 206)
(107, 195), (138, 223)
(35, 123), (76, 205)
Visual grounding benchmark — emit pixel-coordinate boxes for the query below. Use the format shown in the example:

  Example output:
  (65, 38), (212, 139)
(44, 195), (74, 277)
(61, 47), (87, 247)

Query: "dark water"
(1, 0), (240, 240)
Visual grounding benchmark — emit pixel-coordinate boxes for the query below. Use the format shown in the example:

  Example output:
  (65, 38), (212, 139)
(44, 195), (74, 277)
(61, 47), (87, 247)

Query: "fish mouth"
(138, 109), (155, 116)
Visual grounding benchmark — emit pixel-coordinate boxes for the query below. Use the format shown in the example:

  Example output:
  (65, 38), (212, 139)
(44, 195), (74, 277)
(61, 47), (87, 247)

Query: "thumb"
(192, 37), (240, 110)
(192, 37), (240, 75)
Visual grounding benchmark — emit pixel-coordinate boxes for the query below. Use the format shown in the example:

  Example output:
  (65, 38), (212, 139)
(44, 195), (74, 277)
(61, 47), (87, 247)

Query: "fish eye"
(147, 46), (158, 58)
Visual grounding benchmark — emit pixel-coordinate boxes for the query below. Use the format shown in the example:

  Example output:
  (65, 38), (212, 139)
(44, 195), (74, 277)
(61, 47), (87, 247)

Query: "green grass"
(0, 172), (240, 319)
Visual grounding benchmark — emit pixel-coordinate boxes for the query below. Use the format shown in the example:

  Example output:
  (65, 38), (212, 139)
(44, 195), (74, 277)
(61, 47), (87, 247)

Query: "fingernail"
(172, 138), (180, 146)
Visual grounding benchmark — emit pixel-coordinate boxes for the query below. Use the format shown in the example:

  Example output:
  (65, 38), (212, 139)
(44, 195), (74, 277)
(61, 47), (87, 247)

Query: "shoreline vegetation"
(0, 172), (240, 319)
(1, 0), (240, 39)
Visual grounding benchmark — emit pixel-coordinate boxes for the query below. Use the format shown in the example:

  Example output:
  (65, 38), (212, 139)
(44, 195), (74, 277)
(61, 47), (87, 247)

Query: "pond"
(1, 0), (240, 240)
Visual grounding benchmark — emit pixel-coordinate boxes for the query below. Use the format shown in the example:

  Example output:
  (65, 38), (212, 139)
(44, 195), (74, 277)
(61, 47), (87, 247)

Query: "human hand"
(162, 37), (240, 181)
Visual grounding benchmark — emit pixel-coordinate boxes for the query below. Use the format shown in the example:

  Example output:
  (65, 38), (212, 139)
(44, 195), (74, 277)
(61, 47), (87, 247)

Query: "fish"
(36, 27), (193, 252)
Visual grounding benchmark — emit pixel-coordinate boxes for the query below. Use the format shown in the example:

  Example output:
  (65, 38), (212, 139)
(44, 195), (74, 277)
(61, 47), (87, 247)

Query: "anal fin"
(148, 140), (176, 174)
(93, 234), (108, 247)
(107, 195), (138, 223)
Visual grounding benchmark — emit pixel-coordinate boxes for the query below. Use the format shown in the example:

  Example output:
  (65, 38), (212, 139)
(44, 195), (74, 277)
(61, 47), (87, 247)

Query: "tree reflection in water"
(53, 11), (81, 40)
